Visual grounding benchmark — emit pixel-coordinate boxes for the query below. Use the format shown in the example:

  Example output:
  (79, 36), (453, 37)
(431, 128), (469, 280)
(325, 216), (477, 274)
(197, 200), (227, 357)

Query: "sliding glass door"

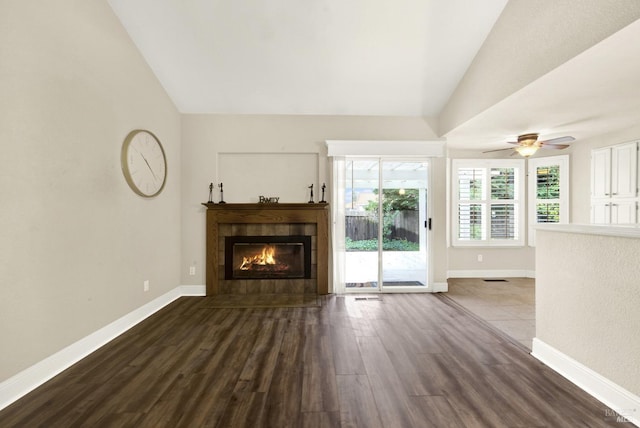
(380, 160), (428, 290)
(344, 159), (379, 289)
(343, 158), (429, 292)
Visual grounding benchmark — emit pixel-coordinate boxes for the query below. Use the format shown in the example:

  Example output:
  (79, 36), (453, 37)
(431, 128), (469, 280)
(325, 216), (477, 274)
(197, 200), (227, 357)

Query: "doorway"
(342, 158), (430, 292)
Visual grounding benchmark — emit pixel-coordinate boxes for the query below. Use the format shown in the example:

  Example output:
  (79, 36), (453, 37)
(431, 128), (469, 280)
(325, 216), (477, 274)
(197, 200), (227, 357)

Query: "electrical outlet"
(189, 266), (196, 276)
(477, 254), (483, 262)
(143, 280), (150, 292)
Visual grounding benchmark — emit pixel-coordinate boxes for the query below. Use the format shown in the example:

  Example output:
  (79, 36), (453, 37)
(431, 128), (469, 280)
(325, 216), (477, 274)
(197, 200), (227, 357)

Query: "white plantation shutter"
(457, 168), (484, 240)
(452, 160), (524, 246)
(528, 156), (569, 246)
(535, 165), (561, 223)
(490, 168), (517, 239)
(458, 203), (485, 240)
(490, 204), (517, 239)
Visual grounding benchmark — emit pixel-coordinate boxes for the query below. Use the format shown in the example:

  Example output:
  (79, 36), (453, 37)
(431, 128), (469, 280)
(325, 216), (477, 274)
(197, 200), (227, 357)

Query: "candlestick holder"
(308, 184), (314, 203)
(218, 182), (226, 204)
(208, 182), (214, 203)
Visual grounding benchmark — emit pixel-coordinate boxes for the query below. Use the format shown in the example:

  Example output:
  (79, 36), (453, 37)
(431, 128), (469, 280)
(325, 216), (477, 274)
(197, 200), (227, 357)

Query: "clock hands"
(133, 148), (158, 182)
(141, 154), (158, 181)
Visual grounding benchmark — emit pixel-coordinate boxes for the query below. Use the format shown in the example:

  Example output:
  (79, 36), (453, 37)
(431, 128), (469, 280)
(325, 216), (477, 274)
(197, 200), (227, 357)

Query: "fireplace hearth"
(225, 236), (311, 280)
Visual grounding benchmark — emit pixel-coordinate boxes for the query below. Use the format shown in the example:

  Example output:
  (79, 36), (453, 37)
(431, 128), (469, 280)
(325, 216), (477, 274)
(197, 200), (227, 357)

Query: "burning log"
(238, 245), (290, 272)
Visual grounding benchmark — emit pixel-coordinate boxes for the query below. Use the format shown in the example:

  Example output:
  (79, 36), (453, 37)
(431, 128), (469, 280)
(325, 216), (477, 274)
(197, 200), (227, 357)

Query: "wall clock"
(121, 129), (167, 197)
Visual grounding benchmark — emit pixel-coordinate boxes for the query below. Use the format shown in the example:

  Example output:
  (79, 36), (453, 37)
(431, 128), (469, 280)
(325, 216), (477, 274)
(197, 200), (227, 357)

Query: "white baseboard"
(180, 284), (206, 296)
(0, 286), (192, 412)
(532, 338), (640, 426)
(447, 269), (535, 279)
(431, 282), (448, 293)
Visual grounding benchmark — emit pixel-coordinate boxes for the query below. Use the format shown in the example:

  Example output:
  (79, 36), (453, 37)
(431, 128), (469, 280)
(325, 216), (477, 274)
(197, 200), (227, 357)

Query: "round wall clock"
(121, 129), (167, 197)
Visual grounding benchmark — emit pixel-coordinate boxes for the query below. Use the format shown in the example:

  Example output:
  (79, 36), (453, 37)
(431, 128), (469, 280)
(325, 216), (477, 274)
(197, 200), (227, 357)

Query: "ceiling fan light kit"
(483, 133), (575, 157)
(516, 133), (539, 146)
(515, 145), (539, 157)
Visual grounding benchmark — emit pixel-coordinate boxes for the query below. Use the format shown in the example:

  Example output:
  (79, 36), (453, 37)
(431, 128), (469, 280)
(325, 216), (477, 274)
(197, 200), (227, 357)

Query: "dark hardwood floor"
(0, 294), (629, 427)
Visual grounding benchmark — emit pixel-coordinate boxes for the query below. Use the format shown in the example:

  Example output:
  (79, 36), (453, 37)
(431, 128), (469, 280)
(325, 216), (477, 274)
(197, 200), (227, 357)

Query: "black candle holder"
(320, 183), (326, 203)
(208, 182), (214, 203)
(308, 184), (314, 203)
(218, 183), (226, 204)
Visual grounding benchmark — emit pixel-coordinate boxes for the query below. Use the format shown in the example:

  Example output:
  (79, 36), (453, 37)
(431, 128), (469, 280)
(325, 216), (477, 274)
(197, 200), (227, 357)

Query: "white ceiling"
(108, 1), (640, 151)
(107, 0), (507, 117)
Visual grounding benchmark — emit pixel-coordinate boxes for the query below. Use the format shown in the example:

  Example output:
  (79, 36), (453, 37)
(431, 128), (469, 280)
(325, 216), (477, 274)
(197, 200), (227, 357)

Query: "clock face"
(121, 130), (167, 197)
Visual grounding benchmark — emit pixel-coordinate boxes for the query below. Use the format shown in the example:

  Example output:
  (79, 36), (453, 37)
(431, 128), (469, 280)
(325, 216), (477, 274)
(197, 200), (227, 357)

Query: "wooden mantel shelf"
(202, 202), (330, 295)
(201, 202), (328, 210)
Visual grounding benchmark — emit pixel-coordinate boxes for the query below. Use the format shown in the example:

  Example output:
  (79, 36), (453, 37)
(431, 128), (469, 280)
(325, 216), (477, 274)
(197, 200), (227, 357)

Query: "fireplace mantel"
(202, 202), (329, 295)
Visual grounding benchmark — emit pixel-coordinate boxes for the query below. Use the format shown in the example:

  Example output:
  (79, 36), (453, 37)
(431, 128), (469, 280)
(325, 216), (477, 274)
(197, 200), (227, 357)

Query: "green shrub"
(346, 237), (419, 251)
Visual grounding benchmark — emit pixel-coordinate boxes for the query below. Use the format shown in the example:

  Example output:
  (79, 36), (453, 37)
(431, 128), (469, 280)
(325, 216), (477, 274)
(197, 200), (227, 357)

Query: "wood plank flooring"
(198, 293), (321, 309)
(446, 278), (535, 350)
(0, 294), (629, 427)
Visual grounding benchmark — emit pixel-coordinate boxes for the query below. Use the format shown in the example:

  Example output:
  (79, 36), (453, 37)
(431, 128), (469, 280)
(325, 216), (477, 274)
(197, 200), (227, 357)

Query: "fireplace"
(225, 235), (312, 280)
(202, 202), (329, 295)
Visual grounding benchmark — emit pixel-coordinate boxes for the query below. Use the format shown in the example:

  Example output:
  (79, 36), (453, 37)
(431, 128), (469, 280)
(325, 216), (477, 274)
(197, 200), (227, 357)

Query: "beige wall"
(180, 115), (449, 286)
(0, 1), (181, 382)
(536, 229), (640, 395)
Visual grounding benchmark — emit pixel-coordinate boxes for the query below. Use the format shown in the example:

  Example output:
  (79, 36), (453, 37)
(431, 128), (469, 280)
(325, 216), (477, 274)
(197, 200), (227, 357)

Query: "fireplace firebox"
(225, 236), (312, 280)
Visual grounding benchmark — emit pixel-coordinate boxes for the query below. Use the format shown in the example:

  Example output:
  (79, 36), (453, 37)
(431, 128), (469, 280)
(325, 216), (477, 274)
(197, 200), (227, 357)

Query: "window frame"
(451, 159), (525, 247)
(527, 155), (569, 246)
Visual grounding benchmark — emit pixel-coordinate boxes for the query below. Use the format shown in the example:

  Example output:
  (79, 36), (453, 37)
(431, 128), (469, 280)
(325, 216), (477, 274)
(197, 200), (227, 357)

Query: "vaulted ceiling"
(107, 0), (507, 117)
(108, 1), (640, 151)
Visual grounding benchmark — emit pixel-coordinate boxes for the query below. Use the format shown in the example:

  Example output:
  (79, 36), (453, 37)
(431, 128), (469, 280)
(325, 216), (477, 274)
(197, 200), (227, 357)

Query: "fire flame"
(239, 245), (277, 270)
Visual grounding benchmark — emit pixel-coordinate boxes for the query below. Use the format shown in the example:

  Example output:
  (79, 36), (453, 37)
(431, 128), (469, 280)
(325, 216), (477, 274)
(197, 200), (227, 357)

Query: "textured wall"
(536, 229), (640, 395)
(0, 1), (181, 382)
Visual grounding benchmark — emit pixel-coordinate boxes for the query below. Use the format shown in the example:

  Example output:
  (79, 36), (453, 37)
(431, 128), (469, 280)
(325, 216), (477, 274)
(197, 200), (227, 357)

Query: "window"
(452, 159), (525, 246)
(528, 155), (569, 246)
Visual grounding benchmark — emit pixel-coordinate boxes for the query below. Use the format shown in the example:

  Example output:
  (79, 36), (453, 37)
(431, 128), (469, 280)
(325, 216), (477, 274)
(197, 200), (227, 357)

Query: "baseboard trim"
(532, 338), (640, 426)
(180, 284), (206, 296)
(447, 269), (535, 279)
(0, 286), (190, 412)
(431, 282), (448, 293)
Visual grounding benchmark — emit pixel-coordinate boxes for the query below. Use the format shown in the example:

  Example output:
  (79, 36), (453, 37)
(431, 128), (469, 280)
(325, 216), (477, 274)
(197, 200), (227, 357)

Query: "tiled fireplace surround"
(203, 203), (329, 296)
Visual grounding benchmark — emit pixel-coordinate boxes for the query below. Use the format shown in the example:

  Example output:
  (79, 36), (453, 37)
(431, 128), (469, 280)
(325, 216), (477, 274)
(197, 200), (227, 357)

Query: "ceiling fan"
(484, 133), (575, 157)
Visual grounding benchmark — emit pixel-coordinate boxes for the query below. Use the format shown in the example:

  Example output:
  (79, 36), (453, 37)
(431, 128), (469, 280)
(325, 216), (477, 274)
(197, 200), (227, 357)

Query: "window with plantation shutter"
(452, 159), (525, 246)
(457, 168), (485, 240)
(528, 155), (569, 246)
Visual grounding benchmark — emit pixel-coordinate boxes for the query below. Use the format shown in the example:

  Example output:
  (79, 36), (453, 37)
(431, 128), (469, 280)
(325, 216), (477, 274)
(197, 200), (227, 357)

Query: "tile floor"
(445, 277), (535, 350)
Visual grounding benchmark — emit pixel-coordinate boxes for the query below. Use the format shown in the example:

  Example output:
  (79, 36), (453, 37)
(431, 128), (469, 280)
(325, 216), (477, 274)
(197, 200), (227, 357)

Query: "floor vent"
(354, 296), (381, 301)
(483, 279), (508, 282)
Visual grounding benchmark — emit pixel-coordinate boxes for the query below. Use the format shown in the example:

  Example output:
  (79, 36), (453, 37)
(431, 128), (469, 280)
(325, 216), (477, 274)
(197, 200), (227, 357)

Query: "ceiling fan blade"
(482, 147), (515, 153)
(540, 143), (570, 150)
(505, 141), (520, 145)
(539, 136), (575, 145)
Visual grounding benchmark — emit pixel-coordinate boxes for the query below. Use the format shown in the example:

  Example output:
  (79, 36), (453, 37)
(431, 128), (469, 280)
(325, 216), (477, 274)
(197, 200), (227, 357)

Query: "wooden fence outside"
(346, 210), (419, 242)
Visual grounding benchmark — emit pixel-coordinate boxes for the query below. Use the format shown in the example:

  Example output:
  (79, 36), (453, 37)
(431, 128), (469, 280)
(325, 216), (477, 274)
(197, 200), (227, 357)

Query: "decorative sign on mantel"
(259, 196), (280, 203)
